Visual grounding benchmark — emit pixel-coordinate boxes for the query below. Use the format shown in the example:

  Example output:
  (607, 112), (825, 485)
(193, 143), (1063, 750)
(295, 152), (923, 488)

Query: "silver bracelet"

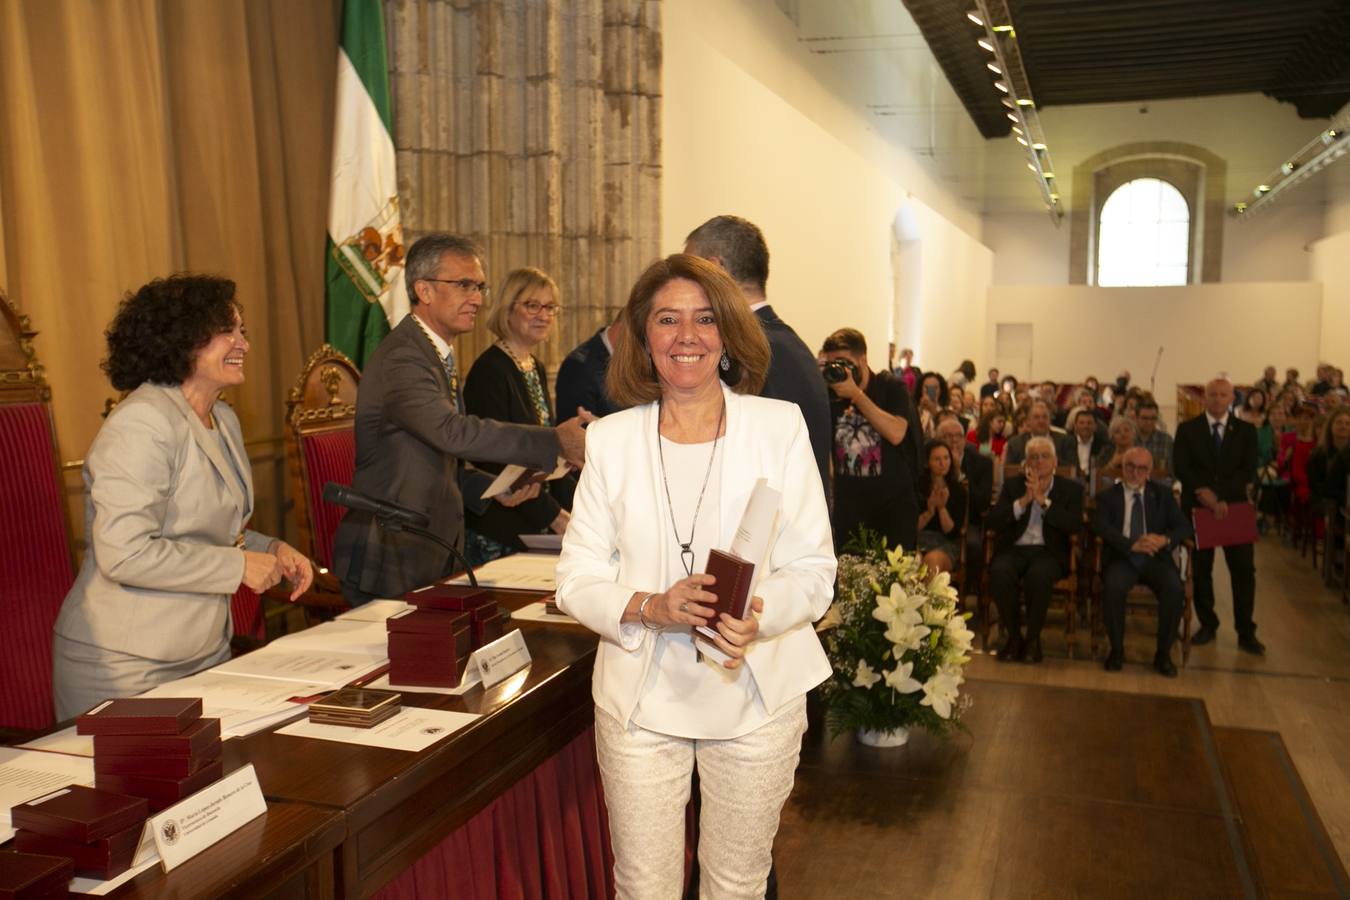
(637, 592), (661, 631)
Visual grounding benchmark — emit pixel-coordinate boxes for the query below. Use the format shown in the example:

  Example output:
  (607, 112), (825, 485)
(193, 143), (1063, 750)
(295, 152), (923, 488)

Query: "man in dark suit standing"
(684, 215), (832, 499)
(1093, 447), (1193, 676)
(1173, 377), (1262, 654)
(555, 316), (623, 420)
(987, 436), (1085, 663)
(333, 234), (589, 605)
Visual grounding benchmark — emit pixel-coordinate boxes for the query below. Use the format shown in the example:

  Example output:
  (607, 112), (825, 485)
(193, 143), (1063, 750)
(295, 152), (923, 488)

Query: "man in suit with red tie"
(1173, 377), (1262, 654)
(1093, 447), (1193, 676)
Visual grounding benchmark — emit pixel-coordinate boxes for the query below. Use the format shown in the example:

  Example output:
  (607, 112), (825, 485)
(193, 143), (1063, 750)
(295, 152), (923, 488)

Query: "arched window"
(1096, 178), (1190, 287)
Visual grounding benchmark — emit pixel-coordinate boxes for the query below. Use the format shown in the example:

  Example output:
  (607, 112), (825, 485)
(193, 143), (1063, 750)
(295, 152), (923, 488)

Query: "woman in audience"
(1096, 416), (1139, 478)
(949, 359), (976, 389)
(463, 266), (574, 559)
(914, 371), (948, 437)
(970, 407), (1009, 459)
(947, 383), (972, 430)
(1279, 403), (1319, 518)
(1256, 403), (1290, 529)
(52, 275), (313, 719)
(1309, 408), (1350, 513)
(555, 254), (834, 898)
(1239, 387), (1267, 426)
(916, 439), (967, 577)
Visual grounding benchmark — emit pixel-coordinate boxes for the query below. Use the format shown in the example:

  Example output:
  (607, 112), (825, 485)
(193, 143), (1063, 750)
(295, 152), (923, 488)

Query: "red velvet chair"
(0, 292), (75, 731)
(284, 344), (359, 597)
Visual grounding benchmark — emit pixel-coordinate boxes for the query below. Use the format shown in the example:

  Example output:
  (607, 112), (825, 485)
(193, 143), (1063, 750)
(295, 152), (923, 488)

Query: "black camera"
(822, 358), (860, 385)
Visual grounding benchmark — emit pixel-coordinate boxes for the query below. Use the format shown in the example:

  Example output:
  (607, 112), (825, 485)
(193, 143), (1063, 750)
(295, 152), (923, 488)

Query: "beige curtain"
(0, 0), (339, 545)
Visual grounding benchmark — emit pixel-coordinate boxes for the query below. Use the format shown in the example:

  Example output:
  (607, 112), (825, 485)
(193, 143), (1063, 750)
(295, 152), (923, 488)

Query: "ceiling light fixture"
(972, 0), (1061, 224)
(1233, 104), (1350, 219)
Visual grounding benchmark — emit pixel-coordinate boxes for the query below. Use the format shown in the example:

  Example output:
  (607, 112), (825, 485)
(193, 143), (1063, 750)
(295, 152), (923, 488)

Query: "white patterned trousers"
(594, 696), (808, 900)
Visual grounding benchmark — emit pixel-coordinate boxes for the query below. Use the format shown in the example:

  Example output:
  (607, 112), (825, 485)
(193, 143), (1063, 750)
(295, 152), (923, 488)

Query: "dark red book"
(385, 608), (470, 635)
(1192, 501), (1259, 550)
(92, 717), (221, 757)
(703, 549), (754, 619)
(404, 584), (492, 612)
(0, 852), (73, 900)
(93, 741), (221, 778)
(75, 697), (202, 736)
(96, 759), (223, 813)
(10, 785), (149, 843)
(14, 818), (143, 881)
(388, 630), (470, 662)
(471, 613), (505, 649)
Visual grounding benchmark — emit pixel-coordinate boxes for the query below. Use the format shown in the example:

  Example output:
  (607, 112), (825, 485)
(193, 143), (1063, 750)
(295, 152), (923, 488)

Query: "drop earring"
(719, 349), (731, 372)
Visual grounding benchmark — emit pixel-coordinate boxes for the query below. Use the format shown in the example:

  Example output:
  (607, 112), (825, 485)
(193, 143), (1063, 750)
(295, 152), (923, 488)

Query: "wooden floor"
(774, 538), (1350, 899)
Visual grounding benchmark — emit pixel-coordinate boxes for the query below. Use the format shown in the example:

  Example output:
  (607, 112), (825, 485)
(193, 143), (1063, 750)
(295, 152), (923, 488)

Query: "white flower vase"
(856, 725), (910, 748)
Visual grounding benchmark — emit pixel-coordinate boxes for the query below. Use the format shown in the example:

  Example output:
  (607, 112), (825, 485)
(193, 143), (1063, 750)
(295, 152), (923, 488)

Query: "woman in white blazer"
(556, 255), (836, 899)
(52, 275), (313, 720)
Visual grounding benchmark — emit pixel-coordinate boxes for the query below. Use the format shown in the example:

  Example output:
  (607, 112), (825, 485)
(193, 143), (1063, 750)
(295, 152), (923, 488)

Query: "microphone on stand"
(1150, 345), (1164, 395)
(324, 482), (477, 588)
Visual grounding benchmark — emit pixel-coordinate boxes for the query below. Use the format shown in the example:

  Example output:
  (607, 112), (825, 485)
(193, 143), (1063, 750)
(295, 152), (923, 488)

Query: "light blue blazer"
(54, 383), (273, 666)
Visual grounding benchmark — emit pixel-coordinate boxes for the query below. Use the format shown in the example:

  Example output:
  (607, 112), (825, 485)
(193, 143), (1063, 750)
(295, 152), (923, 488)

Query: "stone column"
(386, 0), (662, 379)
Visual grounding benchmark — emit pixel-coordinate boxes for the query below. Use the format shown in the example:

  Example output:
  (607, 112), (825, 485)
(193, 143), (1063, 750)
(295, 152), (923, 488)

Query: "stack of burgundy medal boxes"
(8, 784), (147, 885)
(80, 698), (223, 813)
(0, 850), (74, 899)
(386, 585), (504, 688)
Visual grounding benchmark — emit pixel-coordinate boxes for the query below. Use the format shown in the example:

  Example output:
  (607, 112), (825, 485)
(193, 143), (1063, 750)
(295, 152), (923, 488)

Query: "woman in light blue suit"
(53, 275), (313, 719)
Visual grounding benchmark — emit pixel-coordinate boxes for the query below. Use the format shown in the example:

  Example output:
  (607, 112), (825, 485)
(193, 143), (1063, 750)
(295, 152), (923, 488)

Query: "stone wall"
(386, 0), (662, 374)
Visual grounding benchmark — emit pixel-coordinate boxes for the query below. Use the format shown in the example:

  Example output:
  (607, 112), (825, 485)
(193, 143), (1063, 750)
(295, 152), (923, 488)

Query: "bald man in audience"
(1174, 377), (1262, 655)
(1093, 447), (1192, 676)
(1003, 399), (1074, 466)
(987, 435), (1085, 663)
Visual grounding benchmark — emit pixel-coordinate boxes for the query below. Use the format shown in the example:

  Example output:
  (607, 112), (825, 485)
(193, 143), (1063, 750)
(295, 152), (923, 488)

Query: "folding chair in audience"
(1089, 537), (1196, 667)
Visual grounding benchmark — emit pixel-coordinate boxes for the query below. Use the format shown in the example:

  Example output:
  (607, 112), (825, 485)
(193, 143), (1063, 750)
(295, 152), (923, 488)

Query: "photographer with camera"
(820, 328), (922, 554)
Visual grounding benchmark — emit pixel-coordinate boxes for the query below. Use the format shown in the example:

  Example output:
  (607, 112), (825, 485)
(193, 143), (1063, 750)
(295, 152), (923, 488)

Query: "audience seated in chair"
(916, 438), (967, 578)
(986, 436), (1085, 664)
(1092, 447), (1193, 677)
(1096, 416), (1138, 479)
(1134, 399), (1174, 478)
(1068, 407), (1106, 479)
(937, 412), (992, 596)
(1003, 399), (1074, 466)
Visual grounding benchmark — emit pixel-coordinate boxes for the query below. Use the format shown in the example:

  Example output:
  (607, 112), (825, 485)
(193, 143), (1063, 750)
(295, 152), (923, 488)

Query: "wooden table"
(223, 588), (601, 899)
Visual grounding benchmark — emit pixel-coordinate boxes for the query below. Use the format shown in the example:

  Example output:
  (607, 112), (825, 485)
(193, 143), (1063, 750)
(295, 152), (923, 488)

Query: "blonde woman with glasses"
(463, 267), (575, 555)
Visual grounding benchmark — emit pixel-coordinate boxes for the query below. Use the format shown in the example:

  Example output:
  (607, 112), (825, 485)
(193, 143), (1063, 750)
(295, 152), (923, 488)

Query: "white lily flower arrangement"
(817, 529), (973, 738)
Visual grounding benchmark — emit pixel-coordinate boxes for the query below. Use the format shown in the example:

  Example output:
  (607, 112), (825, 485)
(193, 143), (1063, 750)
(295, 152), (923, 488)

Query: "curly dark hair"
(103, 275), (240, 391)
(914, 370), (949, 408)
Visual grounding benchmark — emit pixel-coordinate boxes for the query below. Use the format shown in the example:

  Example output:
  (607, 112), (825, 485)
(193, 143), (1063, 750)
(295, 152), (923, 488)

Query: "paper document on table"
(0, 748), (96, 843)
(519, 533), (562, 552)
(362, 673), (478, 696)
(210, 647), (385, 687)
(480, 458), (571, 500)
(138, 671), (328, 738)
(70, 855), (160, 895)
(337, 599), (412, 623)
(276, 707), (480, 751)
(449, 552), (558, 590)
(263, 619), (390, 660)
(17, 726), (94, 758)
(511, 599), (578, 625)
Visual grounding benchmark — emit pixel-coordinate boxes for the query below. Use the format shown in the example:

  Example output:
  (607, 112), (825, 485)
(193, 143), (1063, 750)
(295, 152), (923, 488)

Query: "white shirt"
(1076, 438), (1093, 474)
(410, 312), (453, 365)
(1013, 476), (1055, 546)
(632, 436), (769, 740)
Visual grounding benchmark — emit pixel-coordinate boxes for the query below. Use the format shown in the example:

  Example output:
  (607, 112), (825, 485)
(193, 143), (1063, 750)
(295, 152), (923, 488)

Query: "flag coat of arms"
(326, 0), (408, 367)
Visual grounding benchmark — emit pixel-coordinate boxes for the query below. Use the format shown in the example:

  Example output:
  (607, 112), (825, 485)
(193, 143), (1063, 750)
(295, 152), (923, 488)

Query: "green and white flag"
(325, 0), (407, 368)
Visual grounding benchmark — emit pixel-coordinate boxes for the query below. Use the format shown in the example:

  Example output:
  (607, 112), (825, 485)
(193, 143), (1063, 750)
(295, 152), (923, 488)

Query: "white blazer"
(556, 386), (837, 729)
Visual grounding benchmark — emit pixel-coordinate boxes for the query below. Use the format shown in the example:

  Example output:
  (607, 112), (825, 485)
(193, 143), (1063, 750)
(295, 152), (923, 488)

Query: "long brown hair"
(606, 254), (770, 408)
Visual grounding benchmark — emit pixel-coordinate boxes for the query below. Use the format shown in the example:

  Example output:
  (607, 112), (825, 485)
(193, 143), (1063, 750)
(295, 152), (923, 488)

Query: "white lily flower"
(853, 660), (882, 689)
(884, 619), (931, 652)
(816, 603), (842, 632)
(884, 660), (923, 694)
(919, 670), (961, 719)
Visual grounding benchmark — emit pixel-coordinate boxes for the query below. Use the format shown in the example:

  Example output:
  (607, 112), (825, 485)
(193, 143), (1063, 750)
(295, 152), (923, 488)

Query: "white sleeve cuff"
(618, 621), (646, 651)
